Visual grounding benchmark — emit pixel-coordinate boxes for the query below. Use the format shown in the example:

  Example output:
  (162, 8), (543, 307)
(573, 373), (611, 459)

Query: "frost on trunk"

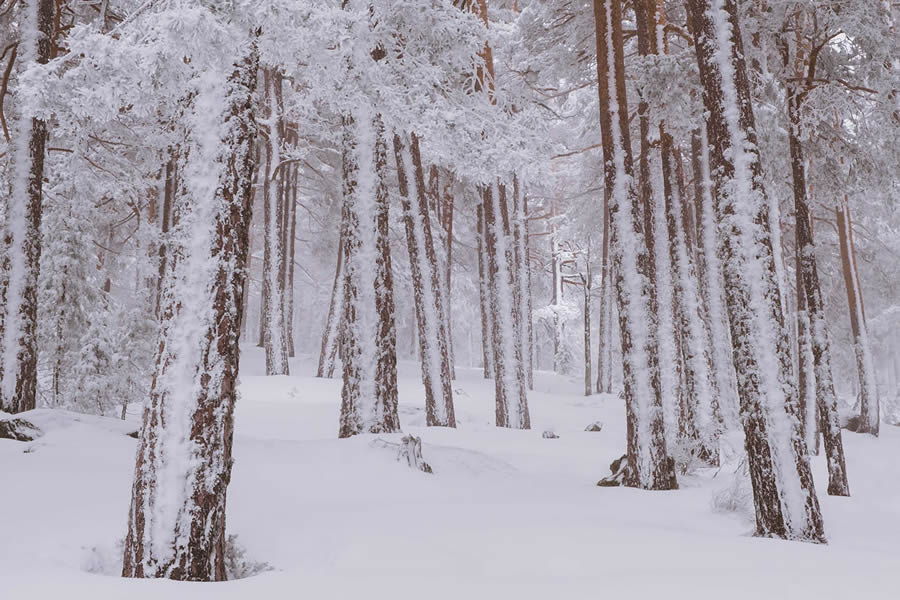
(282, 128), (298, 358)
(316, 222), (345, 378)
(635, 0), (719, 464)
(592, 0), (675, 490)
(512, 179), (534, 390)
(686, 0), (824, 541)
(836, 197), (879, 436)
(338, 110), (400, 438)
(122, 43), (259, 581)
(581, 272), (592, 397)
(787, 88), (849, 494)
(260, 69), (289, 376)
(427, 166), (456, 381)
(692, 127), (739, 427)
(393, 132), (455, 428)
(0, 0), (52, 414)
(661, 133), (720, 465)
(476, 202), (494, 379)
(481, 183), (530, 429)
(595, 191), (614, 394)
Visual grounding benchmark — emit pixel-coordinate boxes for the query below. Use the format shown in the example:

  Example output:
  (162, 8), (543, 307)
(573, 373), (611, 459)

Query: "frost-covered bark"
(595, 192), (613, 395)
(122, 42), (259, 580)
(0, 0), (52, 414)
(317, 226), (345, 379)
(260, 69), (289, 376)
(661, 131), (720, 465)
(338, 110), (400, 438)
(786, 83), (849, 494)
(476, 202), (494, 379)
(836, 197), (879, 437)
(692, 127), (739, 427)
(282, 130), (298, 358)
(592, 0), (675, 490)
(686, 0), (824, 541)
(512, 178), (534, 390)
(581, 271), (592, 397)
(481, 182), (530, 429)
(393, 132), (455, 428)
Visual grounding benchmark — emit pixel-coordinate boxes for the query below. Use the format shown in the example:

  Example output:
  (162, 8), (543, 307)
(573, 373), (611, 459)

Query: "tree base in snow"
(398, 435), (433, 473)
(597, 454), (629, 487)
(0, 418), (42, 442)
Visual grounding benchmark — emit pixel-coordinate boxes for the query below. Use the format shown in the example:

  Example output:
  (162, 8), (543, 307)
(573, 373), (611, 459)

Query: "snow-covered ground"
(2, 349), (898, 599)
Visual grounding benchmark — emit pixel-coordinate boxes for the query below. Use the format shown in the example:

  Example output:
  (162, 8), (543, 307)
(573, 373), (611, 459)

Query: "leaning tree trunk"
(836, 196), (879, 436)
(122, 42), (259, 581)
(787, 86), (849, 494)
(686, 0), (825, 542)
(593, 0), (676, 490)
(338, 110), (400, 438)
(393, 132), (455, 428)
(317, 221), (345, 378)
(260, 69), (289, 375)
(481, 182), (530, 429)
(0, 0), (53, 414)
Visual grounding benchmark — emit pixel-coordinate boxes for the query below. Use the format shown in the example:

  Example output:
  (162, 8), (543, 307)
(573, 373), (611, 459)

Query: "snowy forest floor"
(2, 349), (898, 599)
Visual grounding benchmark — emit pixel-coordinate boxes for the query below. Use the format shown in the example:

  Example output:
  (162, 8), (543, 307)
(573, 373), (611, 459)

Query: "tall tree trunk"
(481, 182), (530, 429)
(428, 166), (456, 380)
(393, 132), (455, 428)
(513, 178), (534, 390)
(0, 0), (53, 414)
(593, 0), (675, 490)
(691, 129), (738, 427)
(582, 272), (592, 397)
(317, 223), (345, 378)
(260, 69), (289, 375)
(476, 202), (494, 379)
(282, 129), (298, 358)
(338, 110), (400, 438)
(596, 188), (613, 394)
(795, 261), (818, 455)
(836, 197), (879, 436)
(442, 179), (457, 379)
(122, 42), (259, 580)
(786, 83), (849, 493)
(642, 0), (719, 464)
(686, 0), (824, 541)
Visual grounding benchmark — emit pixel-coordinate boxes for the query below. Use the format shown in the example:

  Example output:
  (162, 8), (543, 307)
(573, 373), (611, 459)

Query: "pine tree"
(837, 197), (879, 436)
(393, 132), (455, 427)
(685, 0), (825, 541)
(592, 0), (675, 490)
(123, 37), (259, 580)
(260, 69), (290, 376)
(0, 0), (53, 414)
(337, 110), (400, 438)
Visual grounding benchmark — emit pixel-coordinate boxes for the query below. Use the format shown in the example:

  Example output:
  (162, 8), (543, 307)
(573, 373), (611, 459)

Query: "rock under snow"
(584, 421), (603, 432)
(542, 430), (559, 439)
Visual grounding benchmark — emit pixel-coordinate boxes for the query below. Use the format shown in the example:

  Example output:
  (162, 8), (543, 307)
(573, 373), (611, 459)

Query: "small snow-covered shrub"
(224, 534), (272, 580)
(711, 458), (754, 521)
